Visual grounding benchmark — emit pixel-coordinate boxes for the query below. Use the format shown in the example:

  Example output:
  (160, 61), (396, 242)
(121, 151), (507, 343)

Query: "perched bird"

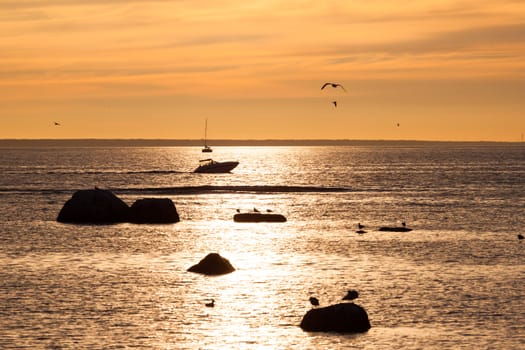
(309, 297), (319, 307)
(357, 223), (365, 229)
(401, 221), (406, 227)
(266, 209), (273, 213)
(205, 299), (215, 307)
(253, 207), (260, 213)
(236, 209), (240, 213)
(342, 290), (359, 301)
(518, 234), (524, 240)
(321, 82), (347, 92)
(332, 101), (337, 107)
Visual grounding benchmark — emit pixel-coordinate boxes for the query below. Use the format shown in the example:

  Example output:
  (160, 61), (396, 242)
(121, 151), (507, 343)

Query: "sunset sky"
(1, 0), (524, 141)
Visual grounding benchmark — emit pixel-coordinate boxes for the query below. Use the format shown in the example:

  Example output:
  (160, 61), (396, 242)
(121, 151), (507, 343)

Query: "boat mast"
(204, 118), (208, 147)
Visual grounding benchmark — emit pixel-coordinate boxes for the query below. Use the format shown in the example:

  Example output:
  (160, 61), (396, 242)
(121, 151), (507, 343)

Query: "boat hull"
(194, 161), (239, 173)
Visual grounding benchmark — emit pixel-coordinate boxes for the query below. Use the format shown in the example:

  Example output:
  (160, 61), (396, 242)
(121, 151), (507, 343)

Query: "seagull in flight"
(54, 122), (61, 126)
(332, 101), (337, 107)
(321, 82), (347, 92)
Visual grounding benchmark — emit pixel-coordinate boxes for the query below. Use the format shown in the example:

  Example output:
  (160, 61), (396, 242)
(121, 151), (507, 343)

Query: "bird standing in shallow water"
(309, 297), (319, 307)
(205, 299), (215, 307)
(342, 290), (359, 302)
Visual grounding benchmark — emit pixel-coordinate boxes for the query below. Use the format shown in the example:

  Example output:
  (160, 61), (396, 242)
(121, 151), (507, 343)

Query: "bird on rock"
(342, 290), (359, 302)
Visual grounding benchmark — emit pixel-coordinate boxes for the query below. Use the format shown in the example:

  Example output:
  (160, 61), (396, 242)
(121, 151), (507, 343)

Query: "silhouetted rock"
(378, 226), (412, 232)
(129, 198), (180, 224)
(57, 189), (129, 223)
(187, 253), (235, 275)
(233, 213), (287, 222)
(300, 302), (371, 333)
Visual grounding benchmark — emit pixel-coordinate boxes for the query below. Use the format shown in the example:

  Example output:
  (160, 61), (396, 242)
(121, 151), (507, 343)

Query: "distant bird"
(397, 123), (400, 127)
(253, 207), (260, 213)
(332, 101), (337, 107)
(236, 209), (240, 213)
(357, 223), (365, 229)
(401, 221), (406, 227)
(54, 122), (61, 126)
(205, 299), (215, 307)
(518, 234), (524, 240)
(342, 290), (359, 301)
(266, 209), (273, 213)
(309, 297), (319, 307)
(321, 82), (347, 92)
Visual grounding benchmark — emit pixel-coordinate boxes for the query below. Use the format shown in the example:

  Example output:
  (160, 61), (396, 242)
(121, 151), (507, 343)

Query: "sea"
(0, 141), (524, 349)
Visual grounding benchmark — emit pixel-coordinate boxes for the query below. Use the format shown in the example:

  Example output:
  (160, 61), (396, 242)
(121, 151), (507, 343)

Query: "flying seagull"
(54, 122), (61, 126)
(321, 82), (347, 92)
(332, 101), (337, 107)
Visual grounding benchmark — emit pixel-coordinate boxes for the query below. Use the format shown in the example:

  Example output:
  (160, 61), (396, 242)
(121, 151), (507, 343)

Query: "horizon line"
(0, 138), (522, 147)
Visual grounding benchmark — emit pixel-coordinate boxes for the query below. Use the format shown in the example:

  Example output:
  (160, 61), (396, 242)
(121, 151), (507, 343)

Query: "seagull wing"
(321, 83), (331, 90)
(336, 84), (347, 92)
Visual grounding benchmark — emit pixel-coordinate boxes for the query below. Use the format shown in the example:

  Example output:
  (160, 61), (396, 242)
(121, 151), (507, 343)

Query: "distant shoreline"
(0, 139), (521, 147)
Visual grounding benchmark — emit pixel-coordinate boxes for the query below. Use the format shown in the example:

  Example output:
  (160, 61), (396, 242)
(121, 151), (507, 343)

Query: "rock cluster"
(57, 189), (179, 224)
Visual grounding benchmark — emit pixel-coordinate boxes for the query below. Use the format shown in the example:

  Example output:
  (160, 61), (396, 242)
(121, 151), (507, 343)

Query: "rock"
(300, 303), (371, 333)
(57, 188), (129, 223)
(187, 253), (235, 275)
(378, 227), (412, 232)
(233, 213), (287, 222)
(129, 198), (180, 224)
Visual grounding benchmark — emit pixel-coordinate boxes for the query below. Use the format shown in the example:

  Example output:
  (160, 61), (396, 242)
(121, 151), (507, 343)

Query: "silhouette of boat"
(202, 119), (212, 153)
(194, 158), (239, 173)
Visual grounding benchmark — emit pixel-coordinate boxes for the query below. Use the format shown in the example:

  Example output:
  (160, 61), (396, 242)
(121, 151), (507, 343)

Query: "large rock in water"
(129, 198), (180, 224)
(57, 189), (129, 223)
(187, 253), (235, 275)
(233, 213), (287, 223)
(300, 303), (371, 333)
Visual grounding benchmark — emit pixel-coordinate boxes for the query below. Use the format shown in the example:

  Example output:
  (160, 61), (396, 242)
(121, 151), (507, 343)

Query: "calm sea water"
(0, 143), (524, 349)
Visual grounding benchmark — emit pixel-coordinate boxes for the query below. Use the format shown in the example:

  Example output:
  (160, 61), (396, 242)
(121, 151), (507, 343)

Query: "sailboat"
(202, 118), (212, 153)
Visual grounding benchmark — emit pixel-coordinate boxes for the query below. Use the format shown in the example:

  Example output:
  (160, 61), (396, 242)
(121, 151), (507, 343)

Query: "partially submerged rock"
(57, 188), (129, 223)
(378, 227), (412, 232)
(129, 198), (180, 224)
(233, 213), (287, 223)
(300, 303), (371, 333)
(187, 253), (235, 275)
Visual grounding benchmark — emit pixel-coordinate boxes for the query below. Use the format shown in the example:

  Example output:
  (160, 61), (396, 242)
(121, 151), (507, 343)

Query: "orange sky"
(1, 0), (524, 141)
